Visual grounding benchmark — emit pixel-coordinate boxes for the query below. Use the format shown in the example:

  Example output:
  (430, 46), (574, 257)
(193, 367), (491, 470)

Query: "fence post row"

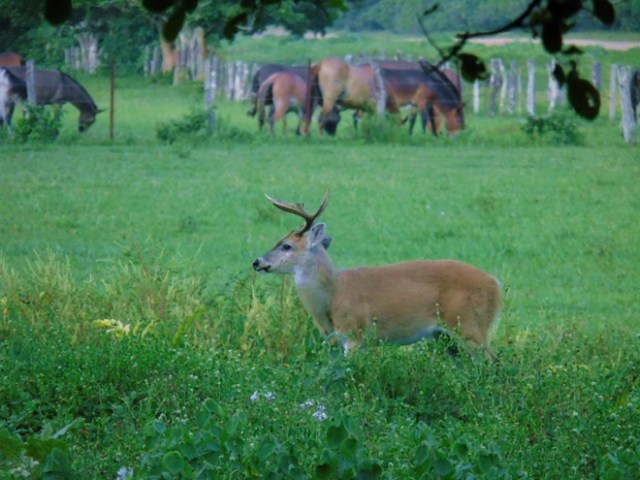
(50, 51), (638, 142)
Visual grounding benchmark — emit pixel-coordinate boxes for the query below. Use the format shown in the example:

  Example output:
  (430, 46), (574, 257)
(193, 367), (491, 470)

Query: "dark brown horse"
(257, 71), (308, 135)
(247, 64), (309, 117)
(0, 66), (101, 132)
(379, 60), (464, 136)
(0, 52), (24, 67)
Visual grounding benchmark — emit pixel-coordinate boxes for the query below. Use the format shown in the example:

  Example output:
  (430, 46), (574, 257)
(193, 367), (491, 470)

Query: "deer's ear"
(308, 223), (327, 248)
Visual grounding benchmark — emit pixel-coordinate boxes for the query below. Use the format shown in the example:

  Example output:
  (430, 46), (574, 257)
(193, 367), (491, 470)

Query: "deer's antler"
(266, 191), (330, 236)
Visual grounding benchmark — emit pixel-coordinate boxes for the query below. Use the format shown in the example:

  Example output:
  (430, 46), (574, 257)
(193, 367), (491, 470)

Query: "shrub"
(522, 109), (585, 145)
(156, 108), (212, 145)
(10, 105), (62, 143)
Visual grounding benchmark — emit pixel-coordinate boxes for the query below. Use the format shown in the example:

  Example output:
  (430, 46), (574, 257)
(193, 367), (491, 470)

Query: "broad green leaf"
(162, 451), (187, 474)
(327, 425), (347, 448)
(0, 429), (24, 460)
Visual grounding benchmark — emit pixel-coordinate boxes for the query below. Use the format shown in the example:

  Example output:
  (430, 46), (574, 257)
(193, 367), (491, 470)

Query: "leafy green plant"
(522, 109), (586, 145)
(0, 420), (78, 479)
(139, 399), (306, 478)
(315, 418), (382, 479)
(10, 105), (62, 143)
(156, 108), (212, 144)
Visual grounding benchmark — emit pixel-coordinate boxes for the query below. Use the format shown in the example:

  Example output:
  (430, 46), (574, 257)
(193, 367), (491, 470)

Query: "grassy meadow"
(1, 32), (640, 479)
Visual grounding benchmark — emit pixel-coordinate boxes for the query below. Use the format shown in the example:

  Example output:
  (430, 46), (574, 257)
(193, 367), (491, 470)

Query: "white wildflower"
(116, 467), (133, 480)
(312, 405), (328, 422)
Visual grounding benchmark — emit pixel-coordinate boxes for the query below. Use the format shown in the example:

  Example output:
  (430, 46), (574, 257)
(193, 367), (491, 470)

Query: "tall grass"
(1, 35), (639, 477)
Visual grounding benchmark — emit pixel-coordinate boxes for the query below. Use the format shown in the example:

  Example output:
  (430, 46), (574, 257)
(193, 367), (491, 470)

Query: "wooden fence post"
(370, 59), (387, 114)
(609, 64), (618, 120)
(592, 60), (601, 91)
(617, 65), (636, 143)
(110, 62), (115, 141)
(547, 60), (562, 112)
(507, 61), (519, 114)
(488, 58), (504, 116)
(204, 55), (217, 133)
(526, 60), (536, 116)
(473, 80), (480, 114)
(25, 60), (36, 106)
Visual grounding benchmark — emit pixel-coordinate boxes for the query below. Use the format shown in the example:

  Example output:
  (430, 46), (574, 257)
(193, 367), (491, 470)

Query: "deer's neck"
(293, 248), (336, 336)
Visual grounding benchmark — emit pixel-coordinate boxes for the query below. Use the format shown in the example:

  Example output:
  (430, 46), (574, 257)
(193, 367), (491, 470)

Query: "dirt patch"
(470, 37), (640, 51)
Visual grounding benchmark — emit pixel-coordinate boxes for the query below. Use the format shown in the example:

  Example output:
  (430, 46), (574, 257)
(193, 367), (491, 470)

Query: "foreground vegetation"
(1, 33), (639, 478)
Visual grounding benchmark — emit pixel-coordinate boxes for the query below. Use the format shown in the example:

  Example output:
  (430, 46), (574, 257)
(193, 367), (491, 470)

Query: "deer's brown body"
(253, 193), (500, 359)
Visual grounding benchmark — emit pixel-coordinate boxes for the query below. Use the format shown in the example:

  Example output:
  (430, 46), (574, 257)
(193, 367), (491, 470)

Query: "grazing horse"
(0, 66), (100, 132)
(256, 71), (308, 135)
(247, 64), (308, 117)
(631, 69), (640, 122)
(378, 60), (464, 136)
(0, 52), (24, 67)
(304, 57), (398, 136)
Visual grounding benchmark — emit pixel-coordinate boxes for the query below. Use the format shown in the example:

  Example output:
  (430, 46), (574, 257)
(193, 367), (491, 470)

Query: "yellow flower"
(93, 319), (131, 339)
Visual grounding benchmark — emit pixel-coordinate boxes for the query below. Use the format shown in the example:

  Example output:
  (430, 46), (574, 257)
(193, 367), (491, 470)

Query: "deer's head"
(253, 192), (331, 274)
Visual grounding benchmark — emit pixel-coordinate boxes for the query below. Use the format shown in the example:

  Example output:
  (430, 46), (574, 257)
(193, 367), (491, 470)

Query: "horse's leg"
(268, 104), (278, 136)
(426, 102), (439, 136)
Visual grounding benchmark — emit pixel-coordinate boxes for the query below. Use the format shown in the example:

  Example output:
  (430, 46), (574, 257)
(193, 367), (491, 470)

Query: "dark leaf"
(553, 63), (566, 86)
(142, 0), (175, 13)
(593, 0), (615, 25)
(162, 9), (186, 42)
(457, 53), (489, 82)
(562, 45), (584, 55)
(548, 0), (582, 19)
(327, 425), (348, 448)
(422, 4), (439, 17)
(316, 463), (337, 479)
(542, 21), (563, 54)
(181, 0), (199, 12)
(568, 77), (600, 120)
(44, 0), (72, 25)
(223, 13), (249, 40)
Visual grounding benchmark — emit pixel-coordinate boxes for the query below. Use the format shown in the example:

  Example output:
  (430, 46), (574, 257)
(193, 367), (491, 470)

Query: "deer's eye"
(281, 243), (292, 251)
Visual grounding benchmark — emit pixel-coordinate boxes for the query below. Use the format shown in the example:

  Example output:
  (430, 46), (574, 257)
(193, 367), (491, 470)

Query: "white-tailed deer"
(252, 193), (501, 360)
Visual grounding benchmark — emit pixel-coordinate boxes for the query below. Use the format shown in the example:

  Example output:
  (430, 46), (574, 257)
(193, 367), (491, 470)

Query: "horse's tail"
(256, 75), (274, 129)
(303, 62), (321, 135)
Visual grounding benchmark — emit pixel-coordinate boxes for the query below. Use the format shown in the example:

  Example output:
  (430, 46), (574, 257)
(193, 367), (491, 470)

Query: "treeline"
(336, 0), (640, 34)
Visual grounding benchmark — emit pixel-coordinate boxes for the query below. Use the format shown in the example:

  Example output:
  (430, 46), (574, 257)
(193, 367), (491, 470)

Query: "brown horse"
(247, 64), (308, 117)
(378, 60), (464, 136)
(0, 66), (101, 132)
(0, 52), (24, 67)
(304, 57), (399, 136)
(256, 71), (308, 135)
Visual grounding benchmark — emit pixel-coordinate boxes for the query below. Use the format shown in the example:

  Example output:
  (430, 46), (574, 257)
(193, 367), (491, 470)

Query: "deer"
(252, 192), (501, 360)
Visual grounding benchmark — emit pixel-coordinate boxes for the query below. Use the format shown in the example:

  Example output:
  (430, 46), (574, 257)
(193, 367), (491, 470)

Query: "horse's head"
(78, 108), (103, 132)
(319, 109), (341, 136)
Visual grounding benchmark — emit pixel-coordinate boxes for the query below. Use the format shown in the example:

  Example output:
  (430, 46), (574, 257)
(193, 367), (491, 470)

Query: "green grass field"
(1, 34), (639, 478)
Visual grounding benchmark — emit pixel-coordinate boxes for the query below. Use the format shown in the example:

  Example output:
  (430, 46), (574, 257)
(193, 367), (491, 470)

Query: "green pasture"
(1, 35), (640, 478)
